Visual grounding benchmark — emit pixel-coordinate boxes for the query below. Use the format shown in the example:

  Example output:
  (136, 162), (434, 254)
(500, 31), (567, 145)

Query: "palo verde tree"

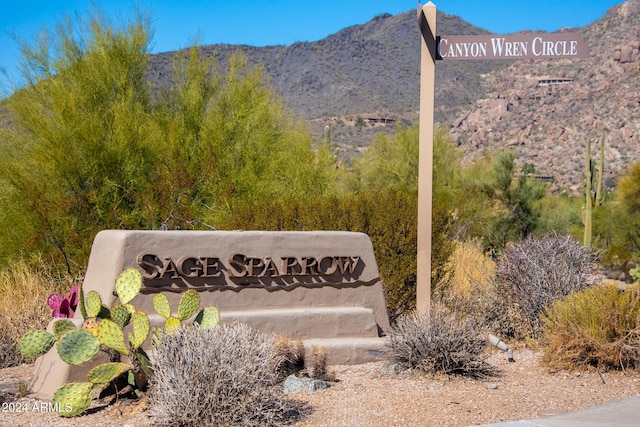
(0, 9), (333, 275)
(0, 10), (157, 275)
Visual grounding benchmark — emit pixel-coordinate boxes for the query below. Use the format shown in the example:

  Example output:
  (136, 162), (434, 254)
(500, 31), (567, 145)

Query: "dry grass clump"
(387, 305), (500, 379)
(273, 336), (334, 381)
(435, 240), (498, 321)
(495, 232), (599, 338)
(150, 323), (303, 427)
(438, 239), (496, 302)
(542, 283), (640, 371)
(273, 336), (305, 379)
(0, 257), (68, 368)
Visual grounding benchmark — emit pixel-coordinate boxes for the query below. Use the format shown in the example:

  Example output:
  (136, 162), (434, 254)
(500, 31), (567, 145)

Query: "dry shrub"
(435, 240), (497, 320)
(387, 305), (499, 378)
(495, 232), (598, 338)
(150, 323), (302, 427)
(542, 283), (640, 371)
(304, 345), (331, 381)
(273, 336), (305, 379)
(272, 336), (334, 381)
(0, 257), (68, 368)
(439, 240), (496, 301)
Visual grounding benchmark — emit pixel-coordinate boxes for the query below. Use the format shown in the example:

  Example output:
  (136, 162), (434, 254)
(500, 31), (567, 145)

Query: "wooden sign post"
(416, 2), (589, 314)
(416, 2), (437, 314)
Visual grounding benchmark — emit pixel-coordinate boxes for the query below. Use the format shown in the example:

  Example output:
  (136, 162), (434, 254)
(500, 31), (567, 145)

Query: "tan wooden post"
(416, 2), (436, 314)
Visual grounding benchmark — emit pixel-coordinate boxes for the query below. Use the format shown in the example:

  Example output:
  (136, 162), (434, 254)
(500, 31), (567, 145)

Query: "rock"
(283, 375), (330, 393)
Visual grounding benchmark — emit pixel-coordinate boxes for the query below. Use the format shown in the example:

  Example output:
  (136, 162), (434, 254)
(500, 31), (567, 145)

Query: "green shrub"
(495, 232), (599, 338)
(387, 305), (499, 378)
(542, 284), (640, 371)
(224, 190), (429, 322)
(150, 323), (303, 427)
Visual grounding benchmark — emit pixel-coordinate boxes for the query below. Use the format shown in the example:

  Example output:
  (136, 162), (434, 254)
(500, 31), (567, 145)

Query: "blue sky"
(0, 0), (623, 93)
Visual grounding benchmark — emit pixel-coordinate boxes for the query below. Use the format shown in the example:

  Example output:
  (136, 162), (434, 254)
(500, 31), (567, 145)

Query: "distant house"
(364, 117), (396, 124)
(537, 78), (574, 86)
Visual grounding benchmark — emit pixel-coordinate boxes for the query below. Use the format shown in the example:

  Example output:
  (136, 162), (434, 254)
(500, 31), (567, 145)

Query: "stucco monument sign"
(31, 230), (390, 398)
(416, 2), (590, 313)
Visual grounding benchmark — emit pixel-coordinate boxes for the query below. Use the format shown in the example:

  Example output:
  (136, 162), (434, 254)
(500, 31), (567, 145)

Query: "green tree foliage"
(352, 125), (420, 192)
(468, 151), (548, 248)
(0, 10), (333, 274)
(1, 10), (156, 273)
(607, 162), (640, 260)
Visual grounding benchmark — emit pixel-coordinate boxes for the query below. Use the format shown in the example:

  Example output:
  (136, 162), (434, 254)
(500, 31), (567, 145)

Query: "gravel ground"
(1, 348), (639, 426)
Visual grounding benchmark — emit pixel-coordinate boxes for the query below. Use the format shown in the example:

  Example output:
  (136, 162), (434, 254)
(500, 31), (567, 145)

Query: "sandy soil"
(1, 348), (639, 427)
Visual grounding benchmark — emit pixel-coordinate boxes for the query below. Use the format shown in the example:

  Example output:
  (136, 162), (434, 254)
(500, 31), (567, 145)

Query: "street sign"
(437, 33), (590, 60)
(416, 2), (590, 314)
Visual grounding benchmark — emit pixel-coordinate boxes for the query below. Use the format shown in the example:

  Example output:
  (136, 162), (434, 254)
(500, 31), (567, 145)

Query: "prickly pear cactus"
(19, 330), (55, 359)
(123, 303), (136, 314)
(81, 317), (101, 337)
(129, 310), (150, 349)
(85, 291), (103, 318)
(177, 290), (200, 320)
(115, 268), (142, 304)
(53, 319), (77, 340)
(164, 316), (182, 335)
(47, 285), (79, 318)
(87, 362), (131, 386)
(57, 329), (101, 365)
(52, 382), (93, 417)
(153, 294), (171, 319)
(110, 304), (132, 329)
(195, 306), (220, 329)
(98, 319), (128, 355)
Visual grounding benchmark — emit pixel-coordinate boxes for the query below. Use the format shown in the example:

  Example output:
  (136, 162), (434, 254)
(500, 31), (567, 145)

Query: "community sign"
(437, 33), (590, 60)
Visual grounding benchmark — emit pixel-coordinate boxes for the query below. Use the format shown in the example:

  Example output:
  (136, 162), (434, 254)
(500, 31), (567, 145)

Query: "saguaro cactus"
(583, 137), (605, 248)
(324, 125), (331, 147)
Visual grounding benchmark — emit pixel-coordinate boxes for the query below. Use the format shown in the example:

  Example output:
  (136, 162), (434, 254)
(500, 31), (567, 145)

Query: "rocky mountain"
(149, 1), (638, 193)
(450, 0), (640, 193)
(147, 10), (512, 162)
(2, 1), (622, 194)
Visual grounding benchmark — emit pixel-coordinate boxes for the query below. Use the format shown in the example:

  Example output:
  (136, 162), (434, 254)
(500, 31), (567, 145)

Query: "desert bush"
(387, 305), (499, 378)
(150, 323), (301, 427)
(435, 239), (496, 314)
(495, 232), (599, 338)
(542, 283), (640, 371)
(272, 336), (333, 381)
(434, 240), (523, 337)
(272, 336), (306, 380)
(0, 257), (68, 368)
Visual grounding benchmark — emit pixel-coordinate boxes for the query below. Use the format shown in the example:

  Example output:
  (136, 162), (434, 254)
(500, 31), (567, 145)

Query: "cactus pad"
(81, 317), (101, 337)
(153, 293), (171, 319)
(110, 304), (131, 329)
(87, 362), (131, 386)
(98, 319), (128, 355)
(115, 268), (142, 304)
(123, 303), (136, 314)
(177, 289), (200, 320)
(128, 310), (150, 349)
(19, 330), (55, 359)
(194, 306), (220, 329)
(52, 382), (93, 417)
(53, 319), (77, 340)
(164, 316), (182, 335)
(85, 291), (103, 318)
(57, 329), (100, 365)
